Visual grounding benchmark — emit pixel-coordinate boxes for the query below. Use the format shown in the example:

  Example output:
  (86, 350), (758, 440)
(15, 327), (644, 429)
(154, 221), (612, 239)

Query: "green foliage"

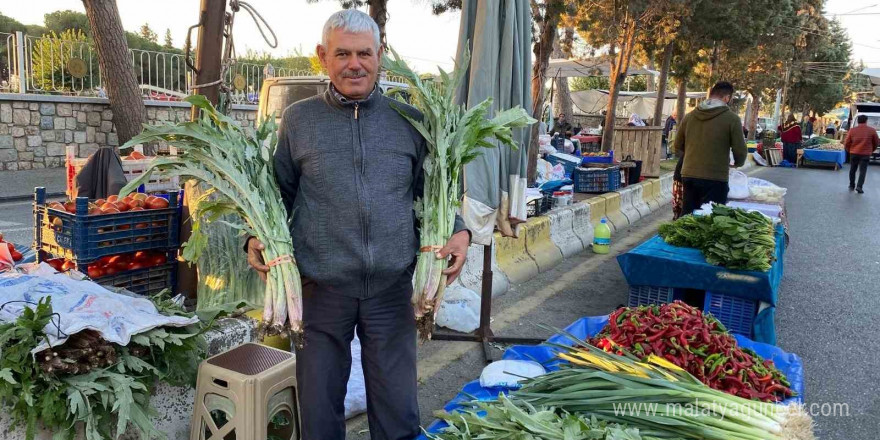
(30, 29), (98, 93)
(237, 48), (317, 75)
(44, 10), (90, 36)
(788, 19), (852, 115)
(0, 297), (208, 440)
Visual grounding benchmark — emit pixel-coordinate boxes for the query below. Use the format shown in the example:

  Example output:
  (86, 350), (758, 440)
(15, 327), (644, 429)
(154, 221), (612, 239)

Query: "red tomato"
(11, 250), (23, 262)
(115, 201), (131, 212)
(151, 253), (167, 266)
(87, 265), (104, 279)
(128, 262), (145, 271)
(104, 266), (119, 276)
(6, 242), (15, 252)
(46, 259), (64, 271)
(107, 195), (118, 203)
(61, 260), (75, 271)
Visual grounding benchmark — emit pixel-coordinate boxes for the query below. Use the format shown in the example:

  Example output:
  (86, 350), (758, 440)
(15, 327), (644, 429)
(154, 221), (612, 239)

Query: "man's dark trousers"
(681, 177), (729, 216)
(850, 154), (870, 190)
(296, 277), (419, 440)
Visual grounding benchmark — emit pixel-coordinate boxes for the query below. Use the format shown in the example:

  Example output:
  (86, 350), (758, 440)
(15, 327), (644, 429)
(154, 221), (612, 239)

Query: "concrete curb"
(616, 186), (642, 225)
(644, 180), (661, 212)
(586, 196), (606, 229)
(523, 216), (564, 273)
(494, 225), (539, 284)
(548, 206), (586, 258)
(631, 184), (652, 218)
(570, 202), (594, 251)
(453, 242), (509, 298)
(599, 192), (629, 232)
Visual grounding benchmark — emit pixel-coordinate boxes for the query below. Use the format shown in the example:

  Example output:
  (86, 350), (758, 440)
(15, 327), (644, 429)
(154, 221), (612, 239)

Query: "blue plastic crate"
(95, 259), (177, 296)
(628, 285), (674, 307)
(33, 187), (181, 264)
(581, 150), (614, 165)
(703, 291), (758, 337)
(572, 166), (621, 193)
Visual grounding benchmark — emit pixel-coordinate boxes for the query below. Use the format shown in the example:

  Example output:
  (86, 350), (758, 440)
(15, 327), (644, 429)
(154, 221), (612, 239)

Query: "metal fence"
(0, 32), (356, 105)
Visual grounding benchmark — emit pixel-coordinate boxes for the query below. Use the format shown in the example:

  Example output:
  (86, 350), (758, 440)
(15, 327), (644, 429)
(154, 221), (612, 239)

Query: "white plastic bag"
(728, 170), (750, 199)
(344, 335), (367, 419)
(435, 285), (481, 333)
(479, 360), (546, 389)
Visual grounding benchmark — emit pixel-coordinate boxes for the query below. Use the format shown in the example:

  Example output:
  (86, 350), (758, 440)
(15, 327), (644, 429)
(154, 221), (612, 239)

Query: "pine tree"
(163, 28), (173, 49)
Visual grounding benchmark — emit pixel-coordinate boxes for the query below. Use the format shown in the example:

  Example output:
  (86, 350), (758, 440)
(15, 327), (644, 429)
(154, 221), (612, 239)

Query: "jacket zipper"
(354, 102), (372, 297)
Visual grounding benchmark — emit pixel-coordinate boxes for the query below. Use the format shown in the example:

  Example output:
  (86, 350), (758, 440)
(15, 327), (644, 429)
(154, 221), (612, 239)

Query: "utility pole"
(190, 0), (227, 118)
(179, 0), (227, 297)
(780, 62), (792, 119)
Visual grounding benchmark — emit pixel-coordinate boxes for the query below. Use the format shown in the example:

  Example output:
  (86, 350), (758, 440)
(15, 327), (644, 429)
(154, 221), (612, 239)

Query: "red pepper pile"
(590, 301), (795, 402)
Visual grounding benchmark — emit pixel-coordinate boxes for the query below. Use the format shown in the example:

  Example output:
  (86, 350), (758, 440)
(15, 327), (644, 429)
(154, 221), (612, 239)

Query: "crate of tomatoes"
(44, 250), (176, 296)
(34, 187), (181, 263)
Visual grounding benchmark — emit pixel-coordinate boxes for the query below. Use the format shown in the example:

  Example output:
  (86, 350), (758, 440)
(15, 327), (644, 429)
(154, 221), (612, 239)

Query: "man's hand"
(246, 237), (270, 282)
(437, 230), (470, 285)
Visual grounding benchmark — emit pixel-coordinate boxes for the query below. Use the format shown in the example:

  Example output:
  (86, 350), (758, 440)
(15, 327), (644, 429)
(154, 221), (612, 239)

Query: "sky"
(2, 0), (462, 73)
(5, 1), (880, 71)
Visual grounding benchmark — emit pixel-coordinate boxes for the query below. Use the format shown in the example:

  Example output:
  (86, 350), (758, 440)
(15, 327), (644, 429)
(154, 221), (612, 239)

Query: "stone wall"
(0, 94), (258, 171)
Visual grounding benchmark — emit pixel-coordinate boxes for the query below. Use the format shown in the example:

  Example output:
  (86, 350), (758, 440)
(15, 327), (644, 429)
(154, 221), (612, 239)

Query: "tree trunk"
(706, 42), (719, 97)
(82, 0), (146, 150)
(368, 0), (389, 49)
(601, 21), (639, 152)
(747, 92), (761, 140)
(527, 3), (561, 183)
(646, 58), (656, 93)
(652, 42), (673, 127)
(676, 77), (687, 124)
(551, 32), (573, 127)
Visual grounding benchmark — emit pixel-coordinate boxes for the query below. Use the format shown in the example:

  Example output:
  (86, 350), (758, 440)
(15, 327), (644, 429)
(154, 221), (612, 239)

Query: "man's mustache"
(343, 70), (367, 79)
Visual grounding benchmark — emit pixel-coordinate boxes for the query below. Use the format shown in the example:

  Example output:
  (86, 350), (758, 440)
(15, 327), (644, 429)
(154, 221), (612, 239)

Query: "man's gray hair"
(322, 10), (381, 50)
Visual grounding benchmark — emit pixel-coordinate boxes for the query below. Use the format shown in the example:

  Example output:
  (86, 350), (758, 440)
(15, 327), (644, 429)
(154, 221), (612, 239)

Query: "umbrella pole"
(431, 243), (545, 363)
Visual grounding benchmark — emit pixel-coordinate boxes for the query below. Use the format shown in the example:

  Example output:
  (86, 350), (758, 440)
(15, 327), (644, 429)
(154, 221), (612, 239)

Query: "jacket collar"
(325, 83), (381, 115)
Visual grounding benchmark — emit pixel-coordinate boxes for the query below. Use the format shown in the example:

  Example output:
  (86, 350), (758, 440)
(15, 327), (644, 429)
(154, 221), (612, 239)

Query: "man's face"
(317, 28), (381, 100)
(559, 113), (565, 121)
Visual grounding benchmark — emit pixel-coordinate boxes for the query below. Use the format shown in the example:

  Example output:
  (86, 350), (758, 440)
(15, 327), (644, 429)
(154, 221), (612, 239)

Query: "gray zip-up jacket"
(272, 85), (467, 299)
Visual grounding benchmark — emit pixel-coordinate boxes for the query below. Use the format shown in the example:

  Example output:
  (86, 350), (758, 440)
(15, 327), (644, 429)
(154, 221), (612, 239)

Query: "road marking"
(345, 214), (669, 434)
(0, 226), (31, 233)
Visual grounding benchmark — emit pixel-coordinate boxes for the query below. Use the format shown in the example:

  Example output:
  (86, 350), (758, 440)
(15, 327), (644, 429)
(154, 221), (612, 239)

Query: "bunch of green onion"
(506, 335), (815, 440)
(120, 95), (303, 345)
(382, 47), (535, 339)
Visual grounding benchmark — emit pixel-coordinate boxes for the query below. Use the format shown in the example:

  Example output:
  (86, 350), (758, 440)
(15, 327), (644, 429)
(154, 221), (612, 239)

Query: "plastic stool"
(190, 343), (299, 440)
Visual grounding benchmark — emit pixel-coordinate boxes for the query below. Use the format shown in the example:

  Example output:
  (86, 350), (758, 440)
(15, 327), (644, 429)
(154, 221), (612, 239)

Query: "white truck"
(256, 75), (408, 123)
(848, 102), (880, 162)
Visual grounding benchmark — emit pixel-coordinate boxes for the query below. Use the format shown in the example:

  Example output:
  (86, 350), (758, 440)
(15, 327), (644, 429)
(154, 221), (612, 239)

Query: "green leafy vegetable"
(382, 47), (536, 339)
(0, 297), (208, 440)
(119, 95), (303, 345)
(659, 205), (776, 271)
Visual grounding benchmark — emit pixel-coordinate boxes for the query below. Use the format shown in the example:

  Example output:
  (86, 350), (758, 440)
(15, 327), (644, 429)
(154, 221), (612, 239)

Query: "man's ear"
(317, 44), (328, 70)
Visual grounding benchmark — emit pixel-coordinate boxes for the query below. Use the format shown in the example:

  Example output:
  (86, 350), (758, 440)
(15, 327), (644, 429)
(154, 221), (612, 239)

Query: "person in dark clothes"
(663, 114), (677, 159)
(245, 10), (471, 440)
(554, 113), (573, 137)
(673, 81), (747, 216)
(778, 114), (802, 164)
(844, 114), (880, 194)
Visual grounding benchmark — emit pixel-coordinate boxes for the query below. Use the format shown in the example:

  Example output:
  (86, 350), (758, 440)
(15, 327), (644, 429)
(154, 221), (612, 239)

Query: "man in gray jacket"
(246, 10), (470, 440)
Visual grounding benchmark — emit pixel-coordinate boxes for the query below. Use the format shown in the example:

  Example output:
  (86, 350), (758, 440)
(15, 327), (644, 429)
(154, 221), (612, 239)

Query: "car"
(257, 75), (410, 124)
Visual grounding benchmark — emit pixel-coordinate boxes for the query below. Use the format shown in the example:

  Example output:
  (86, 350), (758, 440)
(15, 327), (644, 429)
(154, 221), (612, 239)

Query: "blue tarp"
(419, 315), (804, 437)
(616, 224), (786, 305)
(802, 149), (845, 166)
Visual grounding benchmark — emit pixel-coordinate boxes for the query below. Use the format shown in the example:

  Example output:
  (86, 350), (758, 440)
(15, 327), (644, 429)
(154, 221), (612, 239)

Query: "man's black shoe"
(857, 188), (865, 194)
(849, 185), (855, 191)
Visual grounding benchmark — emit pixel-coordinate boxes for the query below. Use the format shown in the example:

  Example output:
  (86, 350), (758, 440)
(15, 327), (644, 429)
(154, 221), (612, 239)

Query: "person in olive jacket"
(673, 81), (748, 216)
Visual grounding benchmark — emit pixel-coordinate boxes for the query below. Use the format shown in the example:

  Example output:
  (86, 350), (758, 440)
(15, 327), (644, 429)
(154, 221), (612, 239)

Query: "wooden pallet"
(764, 148), (783, 166)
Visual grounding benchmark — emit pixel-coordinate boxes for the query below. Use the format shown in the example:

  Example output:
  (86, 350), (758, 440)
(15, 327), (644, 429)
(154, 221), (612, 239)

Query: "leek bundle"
(382, 48), (535, 339)
(120, 95), (303, 345)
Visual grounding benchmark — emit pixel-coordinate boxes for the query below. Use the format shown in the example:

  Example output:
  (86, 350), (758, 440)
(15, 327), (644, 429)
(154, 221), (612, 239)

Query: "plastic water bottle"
(593, 218), (612, 254)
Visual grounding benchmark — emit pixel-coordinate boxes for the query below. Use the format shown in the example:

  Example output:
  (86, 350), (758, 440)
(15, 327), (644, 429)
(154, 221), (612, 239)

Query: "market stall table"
(801, 149), (845, 169)
(417, 314), (805, 438)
